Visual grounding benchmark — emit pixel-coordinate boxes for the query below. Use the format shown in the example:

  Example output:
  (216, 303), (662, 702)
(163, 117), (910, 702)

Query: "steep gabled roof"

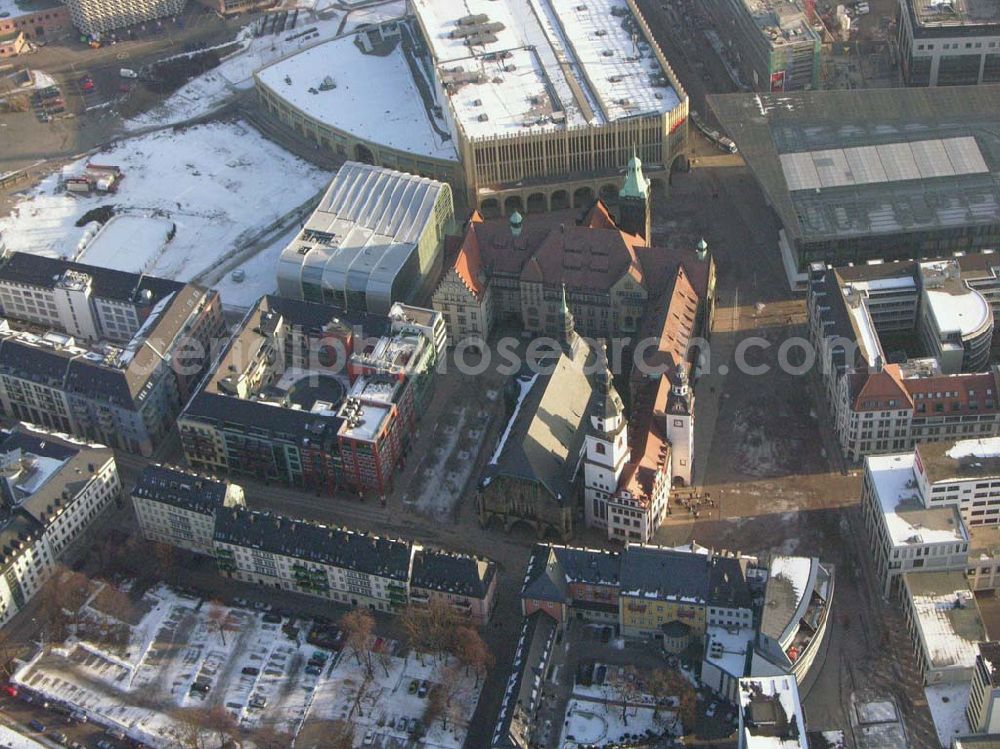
(851, 364), (912, 411)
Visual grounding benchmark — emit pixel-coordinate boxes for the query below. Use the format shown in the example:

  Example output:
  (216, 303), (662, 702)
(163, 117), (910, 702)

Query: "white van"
(119, 68), (138, 79)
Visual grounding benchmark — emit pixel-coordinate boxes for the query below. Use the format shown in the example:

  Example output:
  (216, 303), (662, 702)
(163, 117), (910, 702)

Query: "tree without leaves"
(425, 599), (461, 659)
(452, 626), (494, 687)
(205, 601), (229, 647)
(613, 665), (642, 726)
(251, 725), (294, 749)
(328, 720), (355, 749)
(424, 683), (447, 729)
(170, 707), (210, 749)
(340, 608), (375, 677)
(646, 668), (696, 734)
(399, 605), (432, 661)
(201, 705), (238, 749)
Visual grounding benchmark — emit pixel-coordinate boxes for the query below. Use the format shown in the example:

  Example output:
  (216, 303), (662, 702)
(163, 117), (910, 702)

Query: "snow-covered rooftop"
(705, 626), (754, 680)
(866, 452), (968, 547)
(921, 271), (992, 342)
(255, 35), (458, 161)
(916, 438), (1000, 484)
(738, 676), (807, 749)
(411, 0), (680, 138)
(904, 570), (986, 671)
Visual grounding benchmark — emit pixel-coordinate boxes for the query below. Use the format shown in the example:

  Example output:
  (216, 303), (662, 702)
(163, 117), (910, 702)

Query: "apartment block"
(0, 425), (120, 625)
(179, 295), (441, 495)
(409, 548), (498, 626)
(131, 465), (245, 555)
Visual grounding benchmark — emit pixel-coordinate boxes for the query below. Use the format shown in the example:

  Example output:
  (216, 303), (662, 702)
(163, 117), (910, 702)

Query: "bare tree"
(328, 719), (355, 749)
(646, 668), (696, 734)
(426, 599), (461, 658)
(171, 707), (210, 749)
(340, 608), (375, 677)
(452, 626), (494, 687)
(251, 725), (294, 749)
(400, 605), (431, 661)
(205, 601), (229, 646)
(424, 683), (446, 728)
(613, 665), (641, 726)
(202, 705), (237, 748)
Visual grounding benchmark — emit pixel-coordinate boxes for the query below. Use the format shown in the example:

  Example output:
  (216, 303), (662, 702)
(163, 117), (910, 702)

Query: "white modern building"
(63, 0), (185, 38)
(861, 452), (970, 597)
(919, 261), (993, 374)
(131, 465), (245, 555)
(914, 438), (1000, 527)
(0, 425), (120, 626)
(737, 676), (808, 749)
(898, 0), (1000, 87)
(276, 162), (455, 314)
(901, 570), (986, 684)
(967, 641), (1000, 734)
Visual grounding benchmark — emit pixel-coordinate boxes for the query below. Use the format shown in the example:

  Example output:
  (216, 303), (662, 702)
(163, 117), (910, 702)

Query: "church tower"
(583, 347), (629, 530)
(618, 151), (651, 244)
(665, 364), (695, 486)
(556, 282), (577, 352)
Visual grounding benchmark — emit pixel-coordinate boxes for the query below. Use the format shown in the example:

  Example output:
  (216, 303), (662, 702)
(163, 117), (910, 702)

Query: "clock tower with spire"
(583, 346), (629, 530)
(618, 151), (651, 244)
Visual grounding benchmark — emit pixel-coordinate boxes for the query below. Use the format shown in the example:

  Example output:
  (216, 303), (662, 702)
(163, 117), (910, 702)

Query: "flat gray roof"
(708, 86), (1000, 245)
(909, 0), (1000, 29)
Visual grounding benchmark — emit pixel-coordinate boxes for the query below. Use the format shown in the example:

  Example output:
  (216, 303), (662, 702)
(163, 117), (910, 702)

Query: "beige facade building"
(254, 0), (687, 215)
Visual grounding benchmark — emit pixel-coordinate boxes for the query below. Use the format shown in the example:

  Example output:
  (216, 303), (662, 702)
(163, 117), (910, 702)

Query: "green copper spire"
(619, 147), (649, 200)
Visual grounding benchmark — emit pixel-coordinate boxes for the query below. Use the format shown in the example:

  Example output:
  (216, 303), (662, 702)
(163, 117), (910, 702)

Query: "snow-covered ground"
(0, 725), (46, 749)
(559, 698), (676, 747)
(0, 122), (329, 297)
(76, 214), (175, 273)
(302, 651), (483, 748)
(211, 224), (296, 309)
(925, 682), (971, 749)
(126, 0), (406, 131)
(13, 585), (338, 749)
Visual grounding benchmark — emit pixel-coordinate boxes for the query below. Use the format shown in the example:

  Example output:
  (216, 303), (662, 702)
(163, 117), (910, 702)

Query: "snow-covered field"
(76, 214), (175, 273)
(126, 0), (406, 131)
(13, 585), (338, 749)
(0, 122), (329, 301)
(559, 698), (675, 747)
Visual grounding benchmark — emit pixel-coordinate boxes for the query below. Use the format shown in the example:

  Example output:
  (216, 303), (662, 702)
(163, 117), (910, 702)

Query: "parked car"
(96, 740), (114, 749)
(304, 665), (322, 676)
(408, 679), (418, 694)
(48, 731), (67, 745)
(119, 68), (138, 79)
(417, 681), (429, 698)
(27, 719), (45, 732)
(241, 667), (260, 676)
(249, 695), (267, 709)
(2, 684), (17, 697)
(363, 730), (375, 745)
(106, 727), (126, 740)
(190, 681), (210, 694)
(70, 709), (88, 723)
(262, 613), (282, 624)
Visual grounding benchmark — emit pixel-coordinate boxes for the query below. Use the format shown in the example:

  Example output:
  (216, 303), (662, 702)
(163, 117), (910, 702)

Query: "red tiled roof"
(903, 370), (1000, 415)
(450, 229), (486, 300)
(632, 267), (700, 385)
(851, 364), (912, 411)
(618, 375), (671, 503)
